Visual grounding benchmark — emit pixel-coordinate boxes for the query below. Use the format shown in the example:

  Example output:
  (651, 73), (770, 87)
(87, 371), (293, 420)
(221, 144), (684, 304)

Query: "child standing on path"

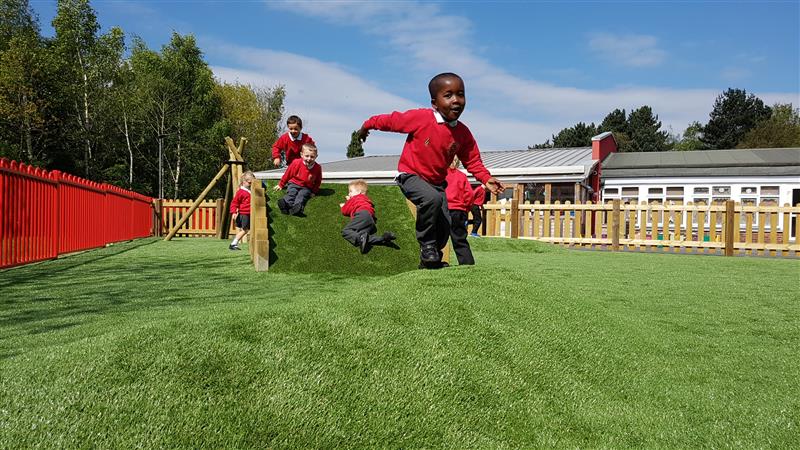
(357, 72), (504, 268)
(340, 179), (396, 254)
(229, 171), (254, 250)
(272, 115), (315, 168)
(445, 158), (475, 265)
(273, 144), (322, 216)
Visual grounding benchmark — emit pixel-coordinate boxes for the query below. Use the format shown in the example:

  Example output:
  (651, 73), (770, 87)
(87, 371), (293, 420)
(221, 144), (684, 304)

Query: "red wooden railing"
(0, 159), (154, 269)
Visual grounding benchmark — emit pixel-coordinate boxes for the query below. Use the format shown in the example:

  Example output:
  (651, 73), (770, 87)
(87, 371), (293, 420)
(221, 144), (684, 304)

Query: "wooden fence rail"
(483, 200), (800, 257)
(159, 199), (231, 238)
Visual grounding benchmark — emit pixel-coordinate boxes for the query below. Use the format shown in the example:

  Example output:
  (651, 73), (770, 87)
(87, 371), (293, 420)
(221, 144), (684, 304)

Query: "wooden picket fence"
(156, 199), (234, 238)
(483, 200), (800, 257)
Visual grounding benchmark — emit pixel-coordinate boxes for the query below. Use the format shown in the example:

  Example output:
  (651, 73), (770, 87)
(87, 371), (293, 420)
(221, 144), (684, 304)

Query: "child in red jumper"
(357, 72), (505, 268)
(229, 171), (254, 250)
(340, 179), (396, 254)
(445, 158), (475, 265)
(273, 144), (322, 216)
(469, 184), (486, 237)
(272, 115), (316, 168)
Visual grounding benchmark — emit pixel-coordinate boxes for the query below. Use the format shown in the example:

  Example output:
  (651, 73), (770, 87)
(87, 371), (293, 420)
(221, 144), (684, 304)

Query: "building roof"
(602, 148), (800, 178)
(255, 147), (598, 184)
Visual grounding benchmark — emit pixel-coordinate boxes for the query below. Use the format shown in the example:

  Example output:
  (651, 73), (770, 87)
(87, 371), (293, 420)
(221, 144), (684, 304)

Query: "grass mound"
(266, 182), (419, 275)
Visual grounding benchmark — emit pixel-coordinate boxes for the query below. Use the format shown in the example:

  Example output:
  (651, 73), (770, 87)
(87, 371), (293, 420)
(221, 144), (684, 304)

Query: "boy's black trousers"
(469, 205), (483, 235)
(396, 173), (451, 250)
(284, 182), (312, 211)
(342, 210), (385, 246)
(449, 210), (475, 265)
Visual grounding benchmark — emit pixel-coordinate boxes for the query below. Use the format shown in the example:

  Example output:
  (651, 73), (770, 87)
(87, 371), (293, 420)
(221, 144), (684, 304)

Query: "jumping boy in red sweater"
(272, 115), (315, 168)
(357, 72), (504, 268)
(445, 158), (475, 265)
(273, 144), (322, 216)
(229, 171), (254, 250)
(340, 179), (396, 254)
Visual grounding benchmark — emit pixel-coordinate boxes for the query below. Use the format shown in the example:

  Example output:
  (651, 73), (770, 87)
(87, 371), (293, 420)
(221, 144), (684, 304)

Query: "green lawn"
(1, 237), (798, 448)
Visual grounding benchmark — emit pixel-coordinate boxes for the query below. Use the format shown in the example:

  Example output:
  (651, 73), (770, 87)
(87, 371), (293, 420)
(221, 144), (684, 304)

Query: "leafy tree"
(737, 103), (800, 149)
(599, 108), (632, 152)
(551, 122), (597, 148)
(347, 129), (364, 158)
(672, 121), (704, 151)
(0, 0), (38, 52)
(626, 106), (670, 152)
(216, 81), (284, 171)
(528, 139), (553, 149)
(702, 88), (771, 149)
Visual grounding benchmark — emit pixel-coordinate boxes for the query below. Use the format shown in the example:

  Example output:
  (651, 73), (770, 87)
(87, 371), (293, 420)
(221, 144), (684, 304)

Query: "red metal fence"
(1, 159), (154, 269)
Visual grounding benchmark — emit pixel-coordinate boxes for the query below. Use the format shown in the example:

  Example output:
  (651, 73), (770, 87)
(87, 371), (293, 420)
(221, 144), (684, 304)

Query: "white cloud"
(588, 33), (667, 67)
(214, 0), (798, 161)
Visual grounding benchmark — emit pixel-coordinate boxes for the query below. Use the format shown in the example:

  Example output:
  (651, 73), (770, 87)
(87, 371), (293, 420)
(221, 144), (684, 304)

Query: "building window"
(648, 187), (663, 204)
(712, 186), (731, 196)
(604, 188), (619, 196)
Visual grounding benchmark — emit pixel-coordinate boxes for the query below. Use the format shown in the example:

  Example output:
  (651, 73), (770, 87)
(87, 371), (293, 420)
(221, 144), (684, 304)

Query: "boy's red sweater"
(271, 132), (315, 165)
(340, 193), (375, 218)
(278, 158), (322, 193)
(230, 187), (251, 215)
(445, 168), (473, 211)
(472, 185), (486, 206)
(361, 108), (492, 186)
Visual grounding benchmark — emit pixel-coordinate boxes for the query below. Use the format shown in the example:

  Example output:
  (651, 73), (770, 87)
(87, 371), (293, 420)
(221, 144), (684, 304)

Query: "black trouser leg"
(342, 211), (378, 246)
(449, 210), (474, 265)
(470, 205), (483, 234)
(397, 174), (450, 249)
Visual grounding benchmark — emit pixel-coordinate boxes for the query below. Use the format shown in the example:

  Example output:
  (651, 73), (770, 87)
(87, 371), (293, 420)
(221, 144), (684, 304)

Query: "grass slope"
(267, 182), (419, 274)
(1, 238), (798, 448)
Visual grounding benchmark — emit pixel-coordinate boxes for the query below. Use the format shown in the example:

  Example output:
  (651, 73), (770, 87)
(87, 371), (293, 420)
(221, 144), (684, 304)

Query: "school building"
(255, 132), (619, 204)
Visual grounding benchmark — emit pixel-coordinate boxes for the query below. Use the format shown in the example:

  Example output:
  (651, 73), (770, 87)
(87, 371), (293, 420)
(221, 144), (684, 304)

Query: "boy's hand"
(231, 213), (238, 220)
(357, 127), (369, 142)
(272, 184), (282, 192)
(272, 158), (281, 167)
(485, 177), (506, 194)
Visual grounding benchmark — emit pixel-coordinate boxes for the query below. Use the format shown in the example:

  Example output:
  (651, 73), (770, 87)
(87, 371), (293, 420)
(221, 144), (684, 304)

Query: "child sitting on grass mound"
(357, 72), (505, 269)
(340, 179), (396, 254)
(271, 115), (315, 168)
(273, 144), (322, 216)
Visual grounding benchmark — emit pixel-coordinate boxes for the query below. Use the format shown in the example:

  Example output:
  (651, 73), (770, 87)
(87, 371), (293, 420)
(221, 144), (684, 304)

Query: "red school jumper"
(445, 168), (473, 212)
(278, 158), (322, 193)
(361, 108), (492, 186)
(472, 185), (486, 207)
(230, 187), (251, 215)
(271, 132), (315, 166)
(340, 193), (375, 218)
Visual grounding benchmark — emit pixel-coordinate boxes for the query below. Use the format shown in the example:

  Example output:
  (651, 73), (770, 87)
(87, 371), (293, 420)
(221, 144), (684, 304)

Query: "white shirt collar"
(289, 132), (304, 142)
(239, 186), (251, 193)
(432, 109), (458, 128)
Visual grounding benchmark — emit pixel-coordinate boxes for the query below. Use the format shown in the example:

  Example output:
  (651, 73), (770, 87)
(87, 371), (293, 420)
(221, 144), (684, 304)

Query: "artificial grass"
(266, 183), (419, 274)
(1, 238), (798, 448)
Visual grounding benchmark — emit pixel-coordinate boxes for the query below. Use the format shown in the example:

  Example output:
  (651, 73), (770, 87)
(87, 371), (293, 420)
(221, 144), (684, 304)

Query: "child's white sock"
(231, 238), (239, 245)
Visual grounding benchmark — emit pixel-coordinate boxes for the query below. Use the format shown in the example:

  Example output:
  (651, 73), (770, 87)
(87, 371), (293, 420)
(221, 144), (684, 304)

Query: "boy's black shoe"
(359, 233), (370, 254)
(289, 203), (303, 216)
(277, 198), (289, 214)
(382, 232), (396, 243)
(229, 244), (241, 251)
(420, 245), (440, 263)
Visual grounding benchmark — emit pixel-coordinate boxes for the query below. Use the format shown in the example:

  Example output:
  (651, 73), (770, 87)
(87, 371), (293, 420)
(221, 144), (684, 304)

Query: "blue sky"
(32, 0), (800, 161)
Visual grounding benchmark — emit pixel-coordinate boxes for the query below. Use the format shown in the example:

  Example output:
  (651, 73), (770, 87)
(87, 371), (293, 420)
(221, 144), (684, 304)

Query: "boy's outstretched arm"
(484, 177), (505, 194)
(357, 127), (370, 142)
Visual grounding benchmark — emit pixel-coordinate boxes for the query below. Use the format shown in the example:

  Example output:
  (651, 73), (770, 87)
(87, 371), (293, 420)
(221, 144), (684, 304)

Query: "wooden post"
(510, 199), (520, 239)
(724, 200), (735, 256)
(152, 199), (163, 237)
(250, 177), (269, 271)
(214, 199), (224, 239)
(574, 182), (581, 203)
(611, 199), (621, 251)
(163, 163), (230, 241)
(544, 183), (552, 204)
(219, 171), (233, 239)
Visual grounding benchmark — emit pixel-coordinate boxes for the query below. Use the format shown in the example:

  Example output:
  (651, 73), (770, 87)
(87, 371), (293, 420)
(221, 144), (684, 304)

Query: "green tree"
(347, 130), (364, 158)
(702, 88), (771, 150)
(216, 81), (284, 171)
(672, 121), (704, 151)
(551, 122), (597, 148)
(626, 106), (670, 152)
(599, 108), (632, 152)
(52, 0), (125, 178)
(737, 103), (800, 149)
